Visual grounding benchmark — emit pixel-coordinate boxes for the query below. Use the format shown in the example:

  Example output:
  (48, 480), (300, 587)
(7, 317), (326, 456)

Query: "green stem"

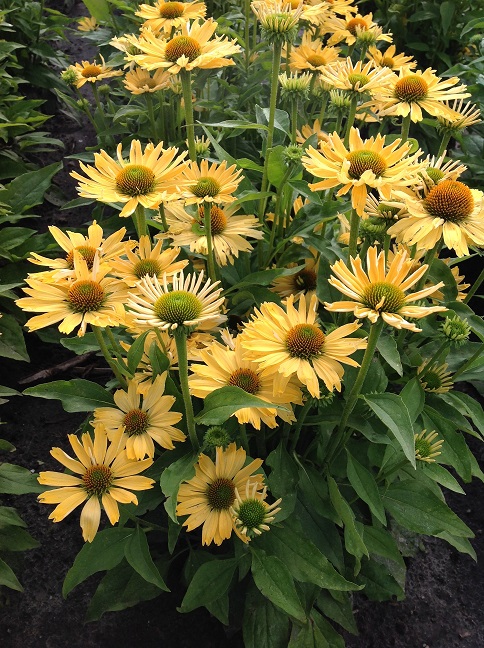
(347, 208), (360, 262)
(344, 95), (358, 147)
(464, 266), (484, 305)
(145, 93), (158, 141)
(318, 94), (328, 125)
(419, 340), (450, 380)
(74, 88), (97, 130)
(158, 203), (169, 232)
(334, 109), (344, 137)
(244, 0), (251, 72)
(203, 201), (217, 283)
(416, 238), (443, 290)
(289, 398), (312, 453)
(240, 423), (250, 454)
(325, 319), (384, 468)
(180, 69), (197, 161)
(453, 342), (484, 381)
(174, 330), (199, 450)
(92, 325), (127, 388)
(92, 84), (110, 141)
(105, 326), (128, 369)
(134, 203), (147, 238)
(400, 113), (411, 144)
(437, 131), (452, 159)
(290, 98), (298, 144)
(159, 92), (166, 140)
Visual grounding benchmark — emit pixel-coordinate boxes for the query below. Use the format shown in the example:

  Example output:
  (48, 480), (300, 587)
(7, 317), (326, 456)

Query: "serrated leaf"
(24, 379), (114, 412)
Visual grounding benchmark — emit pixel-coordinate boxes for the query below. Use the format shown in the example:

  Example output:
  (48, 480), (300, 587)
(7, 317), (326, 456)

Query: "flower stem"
(418, 340), (450, 380)
(453, 342), (484, 381)
(464, 266), (484, 305)
(325, 319), (384, 468)
(240, 423), (250, 454)
(290, 98), (298, 144)
(180, 69), (197, 161)
(134, 203), (147, 238)
(145, 93), (158, 142)
(174, 330), (199, 451)
(289, 398), (312, 453)
(416, 238), (443, 290)
(203, 201), (217, 283)
(244, 0), (251, 72)
(158, 203), (169, 233)
(347, 208), (360, 262)
(318, 93), (328, 124)
(400, 113), (411, 143)
(437, 131), (452, 159)
(92, 325), (127, 389)
(343, 94), (358, 147)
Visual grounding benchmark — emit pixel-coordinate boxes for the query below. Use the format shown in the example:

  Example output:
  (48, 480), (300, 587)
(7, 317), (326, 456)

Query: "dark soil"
(1, 2), (484, 647)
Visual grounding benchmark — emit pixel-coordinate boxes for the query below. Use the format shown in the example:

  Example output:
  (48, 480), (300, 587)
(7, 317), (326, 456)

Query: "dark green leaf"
(179, 558), (237, 612)
(125, 527), (169, 590)
(243, 583), (290, 648)
(195, 385), (288, 425)
(363, 393), (415, 467)
(400, 378), (425, 424)
(346, 452), (386, 524)
(0, 313), (29, 361)
(0, 463), (43, 494)
(0, 556), (23, 591)
(0, 162), (62, 214)
(0, 525), (39, 551)
(126, 330), (149, 374)
(377, 334), (402, 376)
(24, 379), (115, 413)
(160, 451), (197, 522)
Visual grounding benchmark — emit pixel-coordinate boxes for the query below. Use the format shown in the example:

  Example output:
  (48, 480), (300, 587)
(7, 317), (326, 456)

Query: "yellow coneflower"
(93, 374), (185, 460)
(388, 180), (484, 257)
(70, 55), (122, 88)
(302, 127), (424, 215)
(163, 201), (262, 266)
(128, 19), (240, 75)
(271, 257), (319, 302)
(178, 159), (243, 206)
(318, 58), (394, 97)
(17, 253), (128, 337)
(127, 270), (226, 332)
(251, 1), (303, 42)
(414, 430), (444, 463)
(231, 483), (282, 543)
(324, 13), (392, 47)
(123, 67), (172, 94)
(436, 99), (481, 132)
(366, 44), (416, 71)
(289, 34), (341, 72)
(325, 246), (447, 331)
(419, 152), (467, 188)
(296, 118), (330, 146)
(28, 221), (129, 280)
(372, 66), (470, 122)
(417, 361), (453, 393)
(77, 16), (98, 32)
(71, 140), (187, 217)
(135, 0), (207, 34)
(362, 194), (408, 222)
(38, 424), (154, 542)
(176, 443), (264, 546)
(240, 293), (367, 398)
(110, 235), (187, 288)
(189, 337), (302, 429)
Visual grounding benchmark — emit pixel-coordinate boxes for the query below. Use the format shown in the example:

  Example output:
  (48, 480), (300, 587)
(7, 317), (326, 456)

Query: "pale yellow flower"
(70, 55), (122, 88)
(135, 0), (207, 34)
(123, 67), (172, 94)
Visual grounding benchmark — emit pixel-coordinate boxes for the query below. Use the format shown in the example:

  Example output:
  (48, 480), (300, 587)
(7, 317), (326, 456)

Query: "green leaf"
(63, 528), (133, 597)
(243, 583), (290, 648)
(82, 0), (111, 22)
(179, 557), (237, 613)
(266, 441), (299, 497)
(0, 162), (62, 215)
(195, 385), (288, 425)
(346, 452), (386, 524)
(442, 391), (484, 438)
(0, 525), (39, 551)
(124, 527), (169, 591)
(363, 393), (416, 467)
(205, 120), (268, 130)
(317, 591), (358, 635)
(327, 476), (368, 574)
(126, 330), (149, 375)
(260, 522), (360, 591)
(382, 480), (473, 538)
(400, 378), (425, 424)
(0, 463), (43, 494)
(267, 146), (286, 189)
(60, 333), (99, 355)
(24, 379), (115, 412)
(86, 558), (162, 621)
(422, 406), (472, 482)
(160, 451), (197, 522)
(358, 559), (404, 601)
(440, 1), (455, 34)
(0, 556), (23, 591)
(311, 609), (345, 648)
(0, 506), (27, 528)
(0, 313), (28, 361)
(377, 334), (402, 376)
(423, 462), (465, 494)
(251, 547), (307, 623)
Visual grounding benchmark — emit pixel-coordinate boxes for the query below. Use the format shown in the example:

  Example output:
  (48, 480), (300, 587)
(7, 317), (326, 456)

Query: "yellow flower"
(289, 34), (341, 72)
(296, 118), (330, 146)
(240, 293), (367, 398)
(414, 430), (444, 463)
(163, 201), (262, 266)
(417, 361), (453, 393)
(70, 55), (122, 88)
(388, 180), (484, 257)
(176, 443), (264, 546)
(71, 140), (187, 217)
(135, 0), (207, 34)
(38, 425), (154, 542)
(17, 253), (128, 337)
(127, 270), (226, 332)
(319, 58), (394, 96)
(302, 127), (424, 215)
(231, 482), (281, 542)
(371, 66), (470, 122)
(366, 44), (416, 72)
(28, 221), (129, 282)
(419, 152), (467, 188)
(128, 18), (241, 75)
(77, 16), (98, 32)
(93, 374), (184, 460)
(178, 159), (243, 205)
(325, 13), (392, 47)
(251, 1), (303, 40)
(325, 246), (447, 331)
(189, 337), (302, 429)
(271, 257), (319, 302)
(123, 67), (172, 94)
(110, 235), (187, 287)
(436, 99), (481, 132)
